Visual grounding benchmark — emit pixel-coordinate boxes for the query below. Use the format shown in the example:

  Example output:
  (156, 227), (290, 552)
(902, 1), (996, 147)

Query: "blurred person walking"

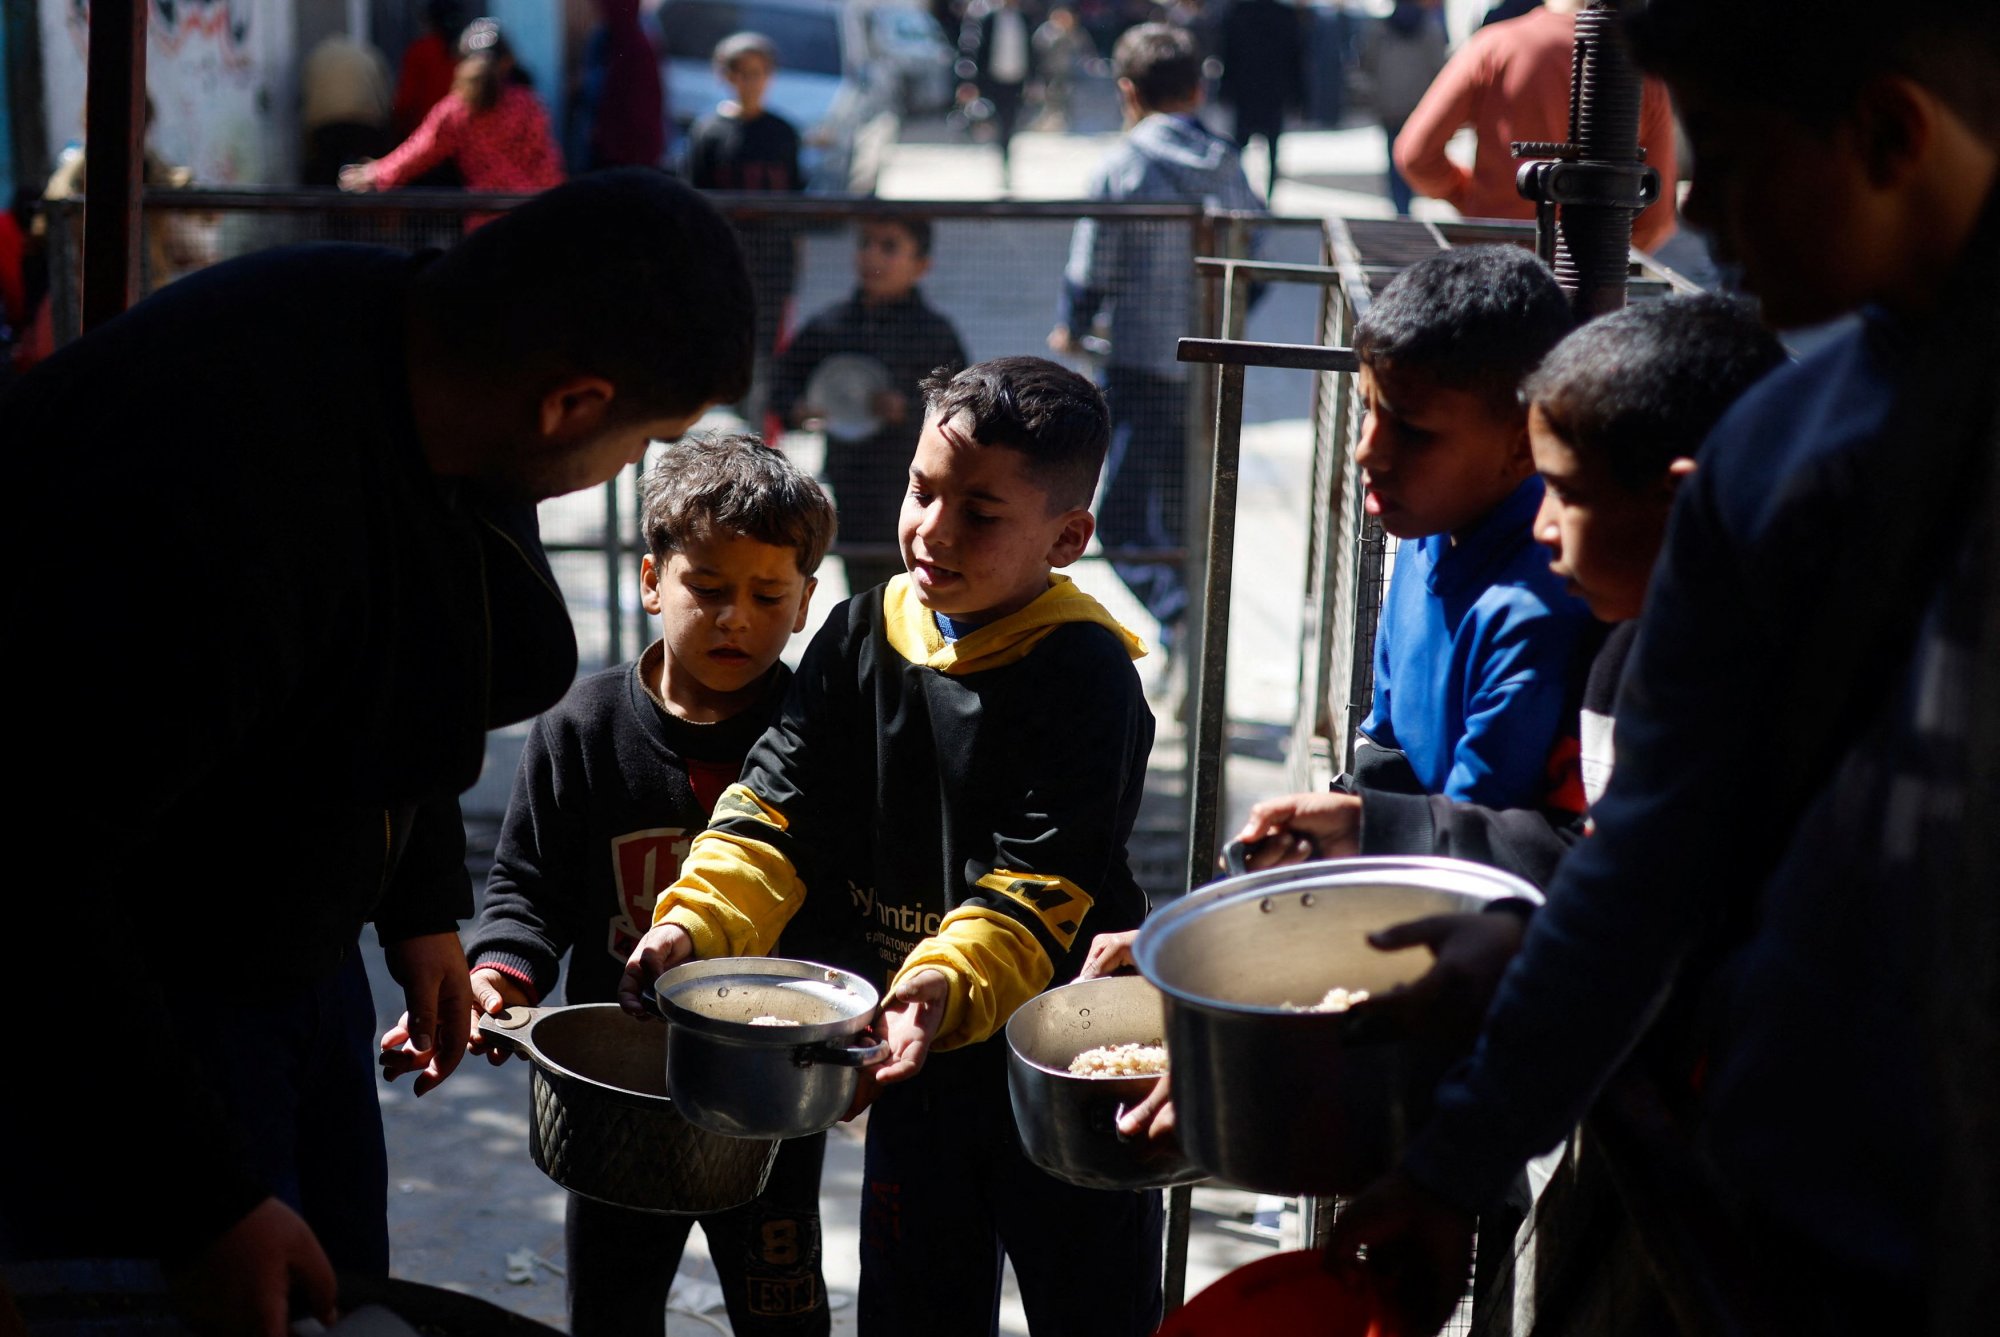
(962, 0), (1036, 189)
(1362, 0), (1448, 216)
(341, 18), (565, 207)
(1217, 0), (1305, 195)
(1033, 7), (1098, 131)
(1392, 0), (1678, 250)
(1053, 23), (1264, 680)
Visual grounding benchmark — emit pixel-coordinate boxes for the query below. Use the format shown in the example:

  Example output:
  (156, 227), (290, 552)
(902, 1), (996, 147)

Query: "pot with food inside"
(1006, 973), (1206, 1190)
(1133, 856), (1543, 1194)
(654, 957), (887, 1139)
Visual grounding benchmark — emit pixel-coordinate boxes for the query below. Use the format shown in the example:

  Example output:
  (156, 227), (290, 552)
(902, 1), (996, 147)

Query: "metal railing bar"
(1177, 338), (1360, 373)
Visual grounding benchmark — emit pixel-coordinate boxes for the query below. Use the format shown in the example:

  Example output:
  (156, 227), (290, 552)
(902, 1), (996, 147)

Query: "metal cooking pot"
(1005, 974), (1206, 1190)
(1132, 856), (1543, 1195)
(475, 1003), (778, 1214)
(655, 958), (887, 1139)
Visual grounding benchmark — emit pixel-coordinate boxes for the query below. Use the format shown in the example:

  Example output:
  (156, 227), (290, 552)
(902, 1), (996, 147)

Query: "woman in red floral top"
(342, 18), (564, 200)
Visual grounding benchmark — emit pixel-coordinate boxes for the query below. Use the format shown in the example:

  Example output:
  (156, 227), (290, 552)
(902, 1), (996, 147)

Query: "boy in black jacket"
(464, 435), (837, 1337)
(770, 215), (969, 597)
(621, 357), (1163, 1336)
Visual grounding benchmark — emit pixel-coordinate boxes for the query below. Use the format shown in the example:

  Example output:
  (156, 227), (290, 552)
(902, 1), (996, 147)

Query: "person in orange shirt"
(1392, 0), (1679, 252)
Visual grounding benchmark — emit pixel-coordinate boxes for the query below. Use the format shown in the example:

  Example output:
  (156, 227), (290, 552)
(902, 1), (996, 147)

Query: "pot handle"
(1221, 839), (1251, 876)
(474, 1006), (547, 1059)
(799, 1038), (891, 1068)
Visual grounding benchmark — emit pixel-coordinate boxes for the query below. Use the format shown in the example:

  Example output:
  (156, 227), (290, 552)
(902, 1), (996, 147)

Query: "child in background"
(1349, 245), (1590, 813)
(465, 436), (837, 1337)
(687, 31), (802, 191)
(687, 31), (804, 426)
(340, 17), (563, 199)
(1052, 22), (1265, 673)
(621, 357), (1164, 1336)
(770, 215), (969, 596)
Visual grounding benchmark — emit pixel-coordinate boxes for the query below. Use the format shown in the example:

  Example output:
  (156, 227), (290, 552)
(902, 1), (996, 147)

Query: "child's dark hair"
(1626, 0), (2000, 135)
(417, 168), (755, 422)
(1524, 294), (1786, 491)
(867, 213), (933, 259)
(713, 31), (779, 77)
(640, 433), (836, 575)
(920, 357), (1110, 511)
(1354, 246), (1573, 416)
(454, 17), (531, 113)
(1113, 23), (1203, 110)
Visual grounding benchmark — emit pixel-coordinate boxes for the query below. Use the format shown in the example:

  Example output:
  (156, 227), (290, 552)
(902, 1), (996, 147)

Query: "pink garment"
(1393, 6), (1679, 252)
(371, 83), (566, 195)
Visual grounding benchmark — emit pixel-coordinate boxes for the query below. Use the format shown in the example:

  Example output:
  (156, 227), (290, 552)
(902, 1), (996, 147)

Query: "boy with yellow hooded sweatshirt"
(620, 355), (1162, 1335)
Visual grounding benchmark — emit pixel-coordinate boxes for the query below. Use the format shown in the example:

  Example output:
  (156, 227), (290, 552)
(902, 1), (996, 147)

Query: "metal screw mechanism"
(1512, 0), (1662, 319)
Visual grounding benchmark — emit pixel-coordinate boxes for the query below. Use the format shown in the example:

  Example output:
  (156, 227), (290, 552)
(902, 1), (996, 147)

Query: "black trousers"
(858, 1043), (1164, 1336)
(566, 1132), (830, 1336)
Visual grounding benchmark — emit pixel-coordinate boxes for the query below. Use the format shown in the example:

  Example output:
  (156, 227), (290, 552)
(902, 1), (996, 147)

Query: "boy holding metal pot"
(1087, 293), (1788, 1144)
(460, 435), (838, 1337)
(620, 356), (1165, 1336)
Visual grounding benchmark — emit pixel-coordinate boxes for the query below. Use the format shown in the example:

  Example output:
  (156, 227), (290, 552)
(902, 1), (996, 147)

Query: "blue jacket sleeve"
(1441, 594), (1586, 807)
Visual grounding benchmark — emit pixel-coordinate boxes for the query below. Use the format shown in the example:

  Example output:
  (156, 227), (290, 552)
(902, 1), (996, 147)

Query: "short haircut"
(920, 356), (1110, 512)
(1114, 23), (1203, 110)
(864, 213), (933, 259)
(415, 168), (755, 422)
(714, 31), (778, 76)
(640, 432), (836, 575)
(1524, 294), (1787, 490)
(1626, 0), (2000, 135)
(1354, 246), (1573, 416)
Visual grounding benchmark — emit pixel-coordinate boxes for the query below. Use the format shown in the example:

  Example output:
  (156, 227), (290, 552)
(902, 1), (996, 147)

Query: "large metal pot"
(475, 1003), (778, 1214)
(1132, 856), (1543, 1195)
(655, 957), (887, 1139)
(1005, 974), (1206, 1190)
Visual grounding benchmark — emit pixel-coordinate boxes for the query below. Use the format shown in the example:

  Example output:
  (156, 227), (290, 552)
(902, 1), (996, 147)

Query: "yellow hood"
(882, 573), (1147, 675)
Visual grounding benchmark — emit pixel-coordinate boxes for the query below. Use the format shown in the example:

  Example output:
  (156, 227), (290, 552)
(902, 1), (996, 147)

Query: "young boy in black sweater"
(464, 434), (837, 1337)
(620, 356), (1163, 1335)
(771, 214), (969, 597)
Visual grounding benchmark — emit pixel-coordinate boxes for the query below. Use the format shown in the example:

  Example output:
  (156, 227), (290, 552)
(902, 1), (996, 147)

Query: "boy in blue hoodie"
(1350, 246), (1591, 812)
(1051, 21), (1265, 663)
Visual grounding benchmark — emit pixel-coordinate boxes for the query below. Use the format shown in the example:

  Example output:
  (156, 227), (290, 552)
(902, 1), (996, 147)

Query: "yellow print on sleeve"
(976, 869), (1094, 953)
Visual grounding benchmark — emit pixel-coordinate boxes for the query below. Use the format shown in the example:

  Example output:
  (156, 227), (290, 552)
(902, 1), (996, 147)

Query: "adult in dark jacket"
(0, 170), (753, 1337)
(1218, 0), (1305, 193)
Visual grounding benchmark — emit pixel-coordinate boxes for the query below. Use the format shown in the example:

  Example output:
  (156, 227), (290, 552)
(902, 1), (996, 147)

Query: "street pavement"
(371, 107), (1458, 1332)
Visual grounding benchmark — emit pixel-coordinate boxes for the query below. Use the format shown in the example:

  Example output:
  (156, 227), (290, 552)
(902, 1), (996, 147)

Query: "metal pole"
(1184, 349), (1245, 893)
(82, 0), (146, 331)
(1163, 1183), (1194, 1313)
(604, 470), (625, 665)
